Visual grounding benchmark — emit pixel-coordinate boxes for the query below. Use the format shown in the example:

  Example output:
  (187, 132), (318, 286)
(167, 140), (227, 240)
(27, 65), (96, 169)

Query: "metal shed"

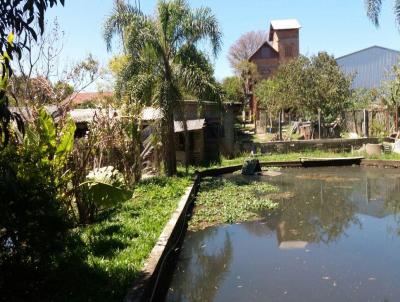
(336, 46), (400, 89)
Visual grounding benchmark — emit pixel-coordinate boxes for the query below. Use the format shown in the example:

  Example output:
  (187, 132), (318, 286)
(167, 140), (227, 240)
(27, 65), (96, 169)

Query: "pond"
(164, 166), (400, 302)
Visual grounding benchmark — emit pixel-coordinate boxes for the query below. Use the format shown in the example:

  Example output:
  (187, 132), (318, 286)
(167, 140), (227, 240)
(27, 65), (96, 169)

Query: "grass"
(51, 176), (191, 302)
(215, 150), (354, 168)
(216, 150), (400, 168)
(189, 176), (279, 231)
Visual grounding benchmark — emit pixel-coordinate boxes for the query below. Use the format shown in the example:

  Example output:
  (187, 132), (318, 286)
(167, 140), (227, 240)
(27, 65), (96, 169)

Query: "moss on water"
(189, 176), (279, 230)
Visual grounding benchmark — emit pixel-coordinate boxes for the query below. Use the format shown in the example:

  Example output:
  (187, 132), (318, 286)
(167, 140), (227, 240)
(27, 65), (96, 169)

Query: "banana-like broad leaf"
(55, 117), (76, 166)
(85, 182), (133, 208)
(83, 166), (132, 208)
(38, 108), (57, 153)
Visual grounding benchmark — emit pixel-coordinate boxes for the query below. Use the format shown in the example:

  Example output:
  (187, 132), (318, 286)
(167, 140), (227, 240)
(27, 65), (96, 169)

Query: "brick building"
(249, 19), (301, 121)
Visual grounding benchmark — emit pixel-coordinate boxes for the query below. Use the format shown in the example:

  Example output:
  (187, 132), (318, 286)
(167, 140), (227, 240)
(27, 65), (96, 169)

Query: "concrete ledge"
(361, 159), (400, 168)
(247, 138), (380, 154)
(125, 175), (201, 302)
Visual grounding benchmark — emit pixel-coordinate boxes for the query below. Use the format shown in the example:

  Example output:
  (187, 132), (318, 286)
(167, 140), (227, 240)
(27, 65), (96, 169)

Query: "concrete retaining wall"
(361, 159), (400, 168)
(239, 138), (380, 154)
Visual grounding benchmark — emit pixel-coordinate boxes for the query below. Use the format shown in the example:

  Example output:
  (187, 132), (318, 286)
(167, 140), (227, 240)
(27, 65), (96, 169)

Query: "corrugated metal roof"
(174, 119), (205, 132)
(69, 109), (118, 123)
(270, 19), (301, 30)
(141, 107), (163, 121)
(336, 45), (400, 89)
(336, 45), (400, 60)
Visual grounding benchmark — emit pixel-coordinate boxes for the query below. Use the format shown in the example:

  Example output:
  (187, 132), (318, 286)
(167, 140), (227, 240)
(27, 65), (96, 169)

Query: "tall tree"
(104, 0), (222, 176)
(255, 53), (352, 125)
(227, 30), (267, 70)
(221, 76), (244, 103)
(304, 52), (352, 122)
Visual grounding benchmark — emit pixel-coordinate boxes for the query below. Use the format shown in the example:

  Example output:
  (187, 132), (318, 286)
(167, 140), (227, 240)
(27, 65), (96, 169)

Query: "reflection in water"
(167, 229), (233, 302)
(165, 167), (400, 302)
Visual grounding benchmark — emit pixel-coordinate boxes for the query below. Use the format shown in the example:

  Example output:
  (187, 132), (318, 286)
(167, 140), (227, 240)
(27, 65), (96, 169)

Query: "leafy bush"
(0, 107), (77, 298)
(0, 144), (71, 298)
(69, 109), (140, 223)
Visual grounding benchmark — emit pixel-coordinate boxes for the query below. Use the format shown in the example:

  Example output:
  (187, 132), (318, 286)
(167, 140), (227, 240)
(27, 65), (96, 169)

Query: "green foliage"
(255, 78), (281, 115)
(69, 109), (142, 223)
(24, 108), (76, 175)
(348, 88), (379, 110)
(64, 176), (190, 302)
(0, 144), (71, 299)
(221, 76), (244, 102)
(83, 166), (133, 209)
(304, 52), (353, 122)
(190, 176), (279, 229)
(0, 108), (76, 272)
(381, 63), (400, 110)
(255, 53), (352, 123)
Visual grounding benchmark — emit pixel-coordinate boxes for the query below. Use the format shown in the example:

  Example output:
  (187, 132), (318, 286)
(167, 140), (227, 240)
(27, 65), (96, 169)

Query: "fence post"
(318, 109), (321, 139)
(363, 109), (369, 138)
(278, 109), (282, 141)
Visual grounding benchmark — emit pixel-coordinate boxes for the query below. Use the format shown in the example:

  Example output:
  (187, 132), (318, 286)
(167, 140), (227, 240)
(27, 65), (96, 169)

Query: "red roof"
(63, 91), (114, 107)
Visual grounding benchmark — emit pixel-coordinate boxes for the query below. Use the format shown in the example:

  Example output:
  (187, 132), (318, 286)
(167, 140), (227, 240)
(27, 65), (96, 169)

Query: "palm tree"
(365, 0), (400, 26)
(104, 0), (222, 176)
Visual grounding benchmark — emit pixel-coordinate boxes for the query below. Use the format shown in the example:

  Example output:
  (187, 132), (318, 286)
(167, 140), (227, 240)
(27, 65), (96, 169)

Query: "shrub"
(0, 145), (71, 298)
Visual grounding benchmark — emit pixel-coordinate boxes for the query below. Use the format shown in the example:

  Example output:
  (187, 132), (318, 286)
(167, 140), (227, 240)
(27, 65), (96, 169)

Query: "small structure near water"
(241, 159), (262, 175)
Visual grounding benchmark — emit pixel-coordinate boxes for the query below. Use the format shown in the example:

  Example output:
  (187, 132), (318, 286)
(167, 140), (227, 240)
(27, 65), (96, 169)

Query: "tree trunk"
(162, 109), (177, 176)
(175, 103), (190, 174)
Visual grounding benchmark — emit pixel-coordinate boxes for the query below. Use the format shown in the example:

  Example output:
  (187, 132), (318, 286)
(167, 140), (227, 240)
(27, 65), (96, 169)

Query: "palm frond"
(173, 62), (220, 103)
(365, 0), (382, 26)
(103, 0), (142, 51)
(187, 6), (222, 56)
(395, 0), (400, 28)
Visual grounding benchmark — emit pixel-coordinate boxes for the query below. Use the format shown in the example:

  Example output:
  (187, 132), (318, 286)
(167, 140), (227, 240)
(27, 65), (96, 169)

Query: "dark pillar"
(278, 110), (283, 141)
(363, 109), (369, 138)
(318, 109), (321, 139)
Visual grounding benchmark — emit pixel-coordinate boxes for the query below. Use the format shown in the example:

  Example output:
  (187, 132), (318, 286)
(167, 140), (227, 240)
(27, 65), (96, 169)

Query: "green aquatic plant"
(190, 176), (279, 230)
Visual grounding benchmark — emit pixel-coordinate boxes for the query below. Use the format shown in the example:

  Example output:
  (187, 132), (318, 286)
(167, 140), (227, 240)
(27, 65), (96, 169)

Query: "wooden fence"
(344, 108), (397, 137)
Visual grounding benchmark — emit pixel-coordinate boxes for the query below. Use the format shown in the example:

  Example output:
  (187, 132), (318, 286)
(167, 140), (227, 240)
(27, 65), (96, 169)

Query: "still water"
(165, 166), (400, 302)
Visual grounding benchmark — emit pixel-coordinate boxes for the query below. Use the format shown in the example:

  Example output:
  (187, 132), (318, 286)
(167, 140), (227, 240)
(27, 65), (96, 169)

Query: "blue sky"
(47, 0), (400, 89)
